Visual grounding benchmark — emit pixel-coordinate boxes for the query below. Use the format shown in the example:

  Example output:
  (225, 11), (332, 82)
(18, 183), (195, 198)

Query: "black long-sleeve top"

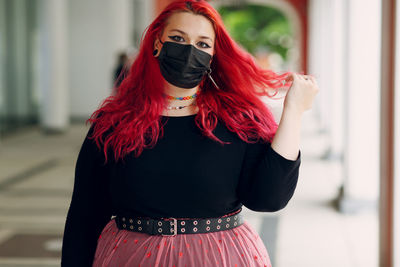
(61, 114), (301, 266)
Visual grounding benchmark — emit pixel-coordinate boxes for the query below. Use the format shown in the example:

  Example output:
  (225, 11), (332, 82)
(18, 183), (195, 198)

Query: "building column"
(337, 0), (381, 213)
(308, 0), (345, 162)
(37, 0), (69, 132)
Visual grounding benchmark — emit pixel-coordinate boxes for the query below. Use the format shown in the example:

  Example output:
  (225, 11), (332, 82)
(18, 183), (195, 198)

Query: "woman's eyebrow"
(170, 29), (213, 41)
(170, 29), (187, 35)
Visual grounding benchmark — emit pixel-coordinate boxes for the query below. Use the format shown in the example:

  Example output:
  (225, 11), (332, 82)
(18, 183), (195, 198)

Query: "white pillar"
(308, 0), (334, 144)
(308, 0), (345, 161)
(38, 0), (69, 132)
(392, 1), (400, 265)
(329, 0), (346, 161)
(340, 0), (381, 212)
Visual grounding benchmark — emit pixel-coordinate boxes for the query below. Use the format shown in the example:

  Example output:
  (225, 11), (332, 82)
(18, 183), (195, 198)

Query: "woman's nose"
(186, 39), (196, 46)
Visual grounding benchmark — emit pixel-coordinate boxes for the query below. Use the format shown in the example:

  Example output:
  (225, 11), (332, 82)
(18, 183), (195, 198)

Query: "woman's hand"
(283, 73), (320, 113)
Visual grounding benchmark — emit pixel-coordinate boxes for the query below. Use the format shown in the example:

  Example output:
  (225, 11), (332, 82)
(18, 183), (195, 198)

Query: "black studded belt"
(114, 208), (244, 236)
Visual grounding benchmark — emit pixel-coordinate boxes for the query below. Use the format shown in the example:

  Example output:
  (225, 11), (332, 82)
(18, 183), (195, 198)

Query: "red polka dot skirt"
(93, 218), (272, 267)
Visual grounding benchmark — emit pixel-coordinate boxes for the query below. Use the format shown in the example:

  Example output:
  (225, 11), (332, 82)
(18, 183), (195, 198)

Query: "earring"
(153, 49), (158, 56)
(206, 69), (220, 90)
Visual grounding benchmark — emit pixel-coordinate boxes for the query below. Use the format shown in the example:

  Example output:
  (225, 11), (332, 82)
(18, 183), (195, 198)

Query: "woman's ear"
(153, 38), (161, 57)
(153, 39), (160, 50)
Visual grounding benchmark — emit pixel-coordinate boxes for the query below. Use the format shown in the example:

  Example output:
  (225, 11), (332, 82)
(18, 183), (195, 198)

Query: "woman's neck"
(161, 84), (200, 116)
(163, 84), (199, 97)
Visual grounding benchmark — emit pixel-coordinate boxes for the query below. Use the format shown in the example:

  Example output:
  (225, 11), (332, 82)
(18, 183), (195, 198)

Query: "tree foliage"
(218, 4), (292, 60)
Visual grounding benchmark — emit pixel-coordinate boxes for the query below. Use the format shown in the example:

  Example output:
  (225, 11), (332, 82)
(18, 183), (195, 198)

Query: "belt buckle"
(162, 217), (177, 236)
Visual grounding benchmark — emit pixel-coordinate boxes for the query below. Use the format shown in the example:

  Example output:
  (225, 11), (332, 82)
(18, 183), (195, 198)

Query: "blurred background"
(0, 0), (398, 266)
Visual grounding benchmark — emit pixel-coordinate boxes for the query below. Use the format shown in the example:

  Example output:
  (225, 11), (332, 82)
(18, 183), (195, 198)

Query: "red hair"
(87, 0), (293, 164)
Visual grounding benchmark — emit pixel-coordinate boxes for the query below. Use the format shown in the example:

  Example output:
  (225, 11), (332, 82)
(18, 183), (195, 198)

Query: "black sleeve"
(61, 125), (114, 267)
(237, 140), (301, 212)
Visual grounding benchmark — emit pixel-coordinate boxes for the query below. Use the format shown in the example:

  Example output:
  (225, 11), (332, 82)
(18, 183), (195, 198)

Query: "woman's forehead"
(164, 12), (215, 40)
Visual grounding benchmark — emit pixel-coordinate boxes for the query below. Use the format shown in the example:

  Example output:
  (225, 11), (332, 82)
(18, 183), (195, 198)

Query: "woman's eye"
(168, 35), (184, 42)
(168, 35), (211, 49)
(198, 42), (211, 49)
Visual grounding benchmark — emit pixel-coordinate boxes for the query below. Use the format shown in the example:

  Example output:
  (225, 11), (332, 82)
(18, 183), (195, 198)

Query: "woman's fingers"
(297, 73), (307, 81)
(284, 72), (319, 90)
(297, 74), (319, 89)
(282, 72), (320, 112)
(308, 75), (318, 86)
(285, 74), (294, 82)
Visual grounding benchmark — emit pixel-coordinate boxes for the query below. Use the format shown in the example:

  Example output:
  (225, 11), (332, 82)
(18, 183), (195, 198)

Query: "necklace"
(165, 102), (197, 110)
(163, 91), (199, 100)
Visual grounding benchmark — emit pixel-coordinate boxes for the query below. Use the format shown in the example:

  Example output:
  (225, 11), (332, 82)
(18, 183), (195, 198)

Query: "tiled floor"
(0, 105), (378, 266)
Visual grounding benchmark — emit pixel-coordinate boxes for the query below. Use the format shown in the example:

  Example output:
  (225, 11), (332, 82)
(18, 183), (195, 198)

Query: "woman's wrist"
(270, 105), (303, 161)
(281, 104), (304, 122)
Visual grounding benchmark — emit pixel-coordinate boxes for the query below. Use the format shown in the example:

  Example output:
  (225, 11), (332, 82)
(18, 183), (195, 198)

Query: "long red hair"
(87, 0), (292, 164)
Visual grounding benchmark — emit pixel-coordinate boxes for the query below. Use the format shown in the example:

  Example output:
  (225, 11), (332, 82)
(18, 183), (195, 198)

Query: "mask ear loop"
(206, 68), (221, 90)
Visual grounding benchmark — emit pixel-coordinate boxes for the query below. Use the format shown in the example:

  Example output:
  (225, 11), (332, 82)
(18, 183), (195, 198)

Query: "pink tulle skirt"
(92, 217), (272, 267)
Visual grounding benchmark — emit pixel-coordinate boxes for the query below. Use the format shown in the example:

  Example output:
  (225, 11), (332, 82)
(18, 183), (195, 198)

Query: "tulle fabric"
(93, 218), (272, 267)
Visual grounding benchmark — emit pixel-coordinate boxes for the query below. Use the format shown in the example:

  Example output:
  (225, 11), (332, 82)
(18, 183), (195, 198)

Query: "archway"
(155, 0), (308, 72)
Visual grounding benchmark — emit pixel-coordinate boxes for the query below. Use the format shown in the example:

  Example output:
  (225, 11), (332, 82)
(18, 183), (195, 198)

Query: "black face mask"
(156, 41), (212, 89)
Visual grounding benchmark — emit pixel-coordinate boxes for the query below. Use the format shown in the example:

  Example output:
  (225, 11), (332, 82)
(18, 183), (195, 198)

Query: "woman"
(61, 0), (319, 266)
